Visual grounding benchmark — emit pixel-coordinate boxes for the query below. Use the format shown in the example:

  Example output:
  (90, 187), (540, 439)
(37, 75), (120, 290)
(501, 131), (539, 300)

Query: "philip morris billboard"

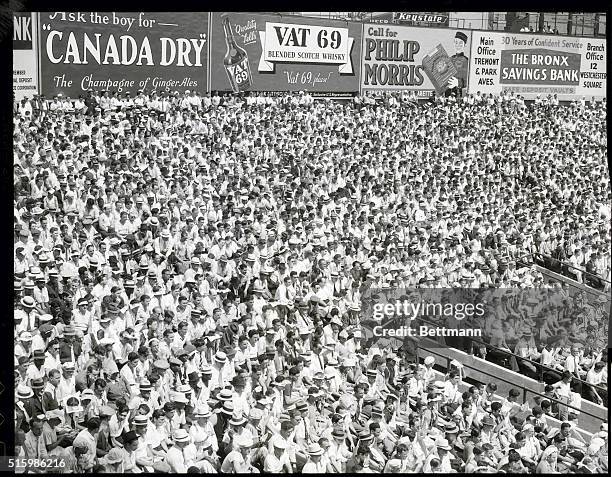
(13, 12), (39, 101)
(39, 12), (209, 97)
(468, 31), (606, 100)
(210, 12), (361, 95)
(360, 24), (472, 97)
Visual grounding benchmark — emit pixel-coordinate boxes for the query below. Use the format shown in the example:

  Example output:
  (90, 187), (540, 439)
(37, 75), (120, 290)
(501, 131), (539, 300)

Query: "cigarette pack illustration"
(421, 44), (458, 95)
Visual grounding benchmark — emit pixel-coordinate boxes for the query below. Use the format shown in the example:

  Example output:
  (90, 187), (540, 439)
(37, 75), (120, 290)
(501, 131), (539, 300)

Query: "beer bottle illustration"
(222, 14), (253, 92)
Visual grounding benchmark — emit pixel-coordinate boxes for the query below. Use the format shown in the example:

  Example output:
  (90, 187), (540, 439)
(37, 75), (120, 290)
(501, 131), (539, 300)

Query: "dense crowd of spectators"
(13, 87), (609, 473)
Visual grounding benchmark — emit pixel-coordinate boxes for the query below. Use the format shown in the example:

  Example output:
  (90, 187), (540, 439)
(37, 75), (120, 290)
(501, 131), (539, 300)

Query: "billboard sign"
(368, 13), (395, 24)
(39, 12), (209, 97)
(468, 32), (606, 99)
(360, 24), (471, 96)
(393, 12), (450, 26)
(13, 12), (39, 101)
(210, 12), (361, 95)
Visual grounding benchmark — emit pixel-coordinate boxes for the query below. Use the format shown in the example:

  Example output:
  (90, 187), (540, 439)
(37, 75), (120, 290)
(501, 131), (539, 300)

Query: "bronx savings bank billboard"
(468, 31), (606, 100)
(39, 12), (209, 97)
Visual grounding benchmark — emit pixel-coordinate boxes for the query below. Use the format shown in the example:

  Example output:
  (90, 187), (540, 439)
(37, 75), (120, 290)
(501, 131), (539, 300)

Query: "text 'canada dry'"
(222, 15), (253, 92)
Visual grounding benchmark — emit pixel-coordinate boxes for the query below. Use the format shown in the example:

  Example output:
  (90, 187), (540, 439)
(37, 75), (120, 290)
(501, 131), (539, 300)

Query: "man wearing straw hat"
(263, 438), (291, 473)
(190, 405), (218, 452)
(163, 428), (192, 473)
(222, 412), (251, 455)
(302, 442), (326, 473)
(131, 414), (172, 472)
(220, 434), (258, 473)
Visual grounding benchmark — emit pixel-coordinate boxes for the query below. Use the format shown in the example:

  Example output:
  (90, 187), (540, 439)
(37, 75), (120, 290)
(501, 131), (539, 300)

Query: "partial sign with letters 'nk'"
(13, 12), (39, 101)
(14, 13), (34, 49)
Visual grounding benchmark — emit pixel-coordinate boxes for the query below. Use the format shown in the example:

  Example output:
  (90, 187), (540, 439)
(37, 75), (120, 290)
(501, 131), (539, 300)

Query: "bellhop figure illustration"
(448, 31), (469, 93)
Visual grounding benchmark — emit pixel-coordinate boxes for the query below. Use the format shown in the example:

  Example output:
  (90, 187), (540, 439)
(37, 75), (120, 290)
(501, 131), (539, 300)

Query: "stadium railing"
(463, 335), (608, 396)
(414, 343), (605, 424)
(414, 315), (608, 401)
(517, 252), (611, 293)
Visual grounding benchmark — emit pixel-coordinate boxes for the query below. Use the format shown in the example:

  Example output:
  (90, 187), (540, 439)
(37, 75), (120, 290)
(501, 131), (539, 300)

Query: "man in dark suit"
(59, 325), (82, 364)
(23, 378), (46, 418)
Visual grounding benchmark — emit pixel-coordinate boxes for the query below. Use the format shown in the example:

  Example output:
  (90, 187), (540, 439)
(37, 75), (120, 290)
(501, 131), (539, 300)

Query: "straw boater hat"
(16, 385), (34, 400)
(229, 413), (248, 426)
(307, 443), (324, 456)
(217, 389), (233, 401)
(214, 351), (227, 363)
(176, 384), (191, 395)
(133, 415), (149, 427)
(194, 406), (212, 419)
(173, 429), (190, 443)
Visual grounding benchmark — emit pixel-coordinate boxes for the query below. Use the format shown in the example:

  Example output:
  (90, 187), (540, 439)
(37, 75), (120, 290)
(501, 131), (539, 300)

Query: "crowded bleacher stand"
(13, 87), (609, 473)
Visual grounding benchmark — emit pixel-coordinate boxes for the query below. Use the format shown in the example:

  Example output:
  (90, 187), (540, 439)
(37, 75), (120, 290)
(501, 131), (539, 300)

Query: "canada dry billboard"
(468, 31), (606, 100)
(39, 12), (209, 97)
(210, 12), (361, 96)
(13, 12), (39, 101)
(360, 24), (471, 97)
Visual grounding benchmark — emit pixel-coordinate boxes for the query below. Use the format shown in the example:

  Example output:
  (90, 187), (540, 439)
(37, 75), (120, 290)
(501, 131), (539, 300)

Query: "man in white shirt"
(443, 371), (462, 405)
(164, 429), (192, 473)
(564, 346), (585, 379)
(552, 371), (573, 421)
(119, 352), (141, 398)
(585, 361), (606, 405)
(264, 440), (292, 472)
(302, 443), (327, 473)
